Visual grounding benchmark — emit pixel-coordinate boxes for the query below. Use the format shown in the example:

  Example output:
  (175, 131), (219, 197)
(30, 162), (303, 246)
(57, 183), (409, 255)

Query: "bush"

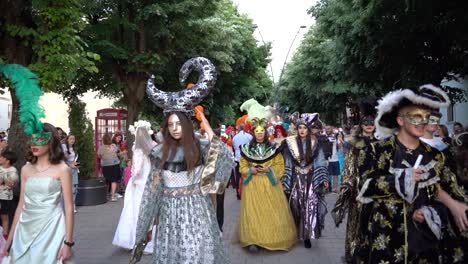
(68, 97), (96, 180)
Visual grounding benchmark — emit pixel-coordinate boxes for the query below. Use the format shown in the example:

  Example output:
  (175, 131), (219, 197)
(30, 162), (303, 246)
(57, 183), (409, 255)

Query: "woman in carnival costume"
(331, 99), (378, 263)
(281, 112), (329, 248)
(355, 84), (467, 263)
(0, 65), (74, 263)
(131, 57), (233, 264)
(238, 99), (297, 253)
(113, 120), (156, 254)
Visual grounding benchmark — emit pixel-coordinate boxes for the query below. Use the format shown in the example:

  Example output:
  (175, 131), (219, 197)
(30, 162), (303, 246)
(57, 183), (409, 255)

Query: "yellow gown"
(239, 153), (297, 250)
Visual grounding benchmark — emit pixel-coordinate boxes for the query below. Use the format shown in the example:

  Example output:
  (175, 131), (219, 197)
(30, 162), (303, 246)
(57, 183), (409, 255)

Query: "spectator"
(0, 150), (19, 240)
(438, 124), (452, 146)
(112, 131), (127, 197)
(62, 134), (79, 213)
(453, 122), (464, 137)
(325, 125), (339, 192)
(232, 124), (252, 199)
(56, 127), (67, 144)
(98, 133), (121, 202)
(123, 159), (132, 187)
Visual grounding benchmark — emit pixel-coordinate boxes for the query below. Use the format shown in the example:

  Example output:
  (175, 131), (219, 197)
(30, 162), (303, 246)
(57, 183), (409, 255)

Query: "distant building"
(0, 88), (12, 131)
(440, 78), (468, 134)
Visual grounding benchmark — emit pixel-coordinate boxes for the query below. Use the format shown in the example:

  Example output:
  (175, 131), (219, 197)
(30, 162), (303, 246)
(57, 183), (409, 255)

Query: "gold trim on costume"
(284, 135), (317, 164)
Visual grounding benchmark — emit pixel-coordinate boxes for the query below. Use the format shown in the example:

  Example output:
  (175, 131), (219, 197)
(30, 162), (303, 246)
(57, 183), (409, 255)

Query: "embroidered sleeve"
(356, 144), (395, 203)
(199, 136), (234, 195)
(313, 147), (329, 191)
(132, 154), (163, 261)
(281, 147), (294, 194)
(438, 152), (468, 203)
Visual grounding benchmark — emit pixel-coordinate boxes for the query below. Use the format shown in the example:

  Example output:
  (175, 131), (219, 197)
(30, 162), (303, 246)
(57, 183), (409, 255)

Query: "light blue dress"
(4, 177), (72, 264)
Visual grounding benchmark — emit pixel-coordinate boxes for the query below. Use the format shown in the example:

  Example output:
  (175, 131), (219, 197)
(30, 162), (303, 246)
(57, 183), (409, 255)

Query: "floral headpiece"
(128, 120), (154, 135)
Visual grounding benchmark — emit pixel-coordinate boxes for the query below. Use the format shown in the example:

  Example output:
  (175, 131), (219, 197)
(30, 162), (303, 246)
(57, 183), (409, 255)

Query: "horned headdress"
(146, 57), (217, 114)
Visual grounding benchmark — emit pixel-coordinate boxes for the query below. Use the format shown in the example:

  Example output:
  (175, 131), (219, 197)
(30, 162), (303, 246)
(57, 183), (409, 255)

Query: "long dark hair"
(160, 112), (200, 172)
(295, 127), (314, 164)
(112, 131), (123, 146)
(27, 123), (65, 164)
(65, 134), (75, 155)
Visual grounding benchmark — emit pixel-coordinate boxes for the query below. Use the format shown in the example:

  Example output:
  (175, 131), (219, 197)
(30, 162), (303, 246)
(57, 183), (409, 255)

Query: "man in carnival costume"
(281, 112), (330, 248)
(331, 99), (378, 263)
(420, 111), (468, 263)
(238, 99), (297, 253)
(131, 57), (234, 264)
(355, 84), (467, 263)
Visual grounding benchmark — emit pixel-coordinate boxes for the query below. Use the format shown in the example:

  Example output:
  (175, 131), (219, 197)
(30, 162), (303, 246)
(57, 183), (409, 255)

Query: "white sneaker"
(115, 193), (123, 198)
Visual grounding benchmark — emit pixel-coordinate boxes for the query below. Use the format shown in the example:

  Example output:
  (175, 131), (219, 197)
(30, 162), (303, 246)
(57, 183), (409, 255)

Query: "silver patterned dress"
(132, 137), (233, 264)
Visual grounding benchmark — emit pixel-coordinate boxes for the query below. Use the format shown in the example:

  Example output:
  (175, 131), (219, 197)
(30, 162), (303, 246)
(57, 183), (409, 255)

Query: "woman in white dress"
(113, 121), (155, 253)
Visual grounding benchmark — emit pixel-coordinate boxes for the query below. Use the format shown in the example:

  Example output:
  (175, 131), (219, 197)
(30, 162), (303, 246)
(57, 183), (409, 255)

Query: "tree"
(310, 0), (468, 96)
(281, 28), (363, 125)
(75, 0), (272, 129)
(282, 0), (468, 125)
(68, 97), (96, 179)
(0, 0), (98, 166)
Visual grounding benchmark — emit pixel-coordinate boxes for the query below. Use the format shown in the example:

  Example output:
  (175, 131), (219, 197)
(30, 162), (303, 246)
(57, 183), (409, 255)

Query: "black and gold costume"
(356, 136), (445, 263)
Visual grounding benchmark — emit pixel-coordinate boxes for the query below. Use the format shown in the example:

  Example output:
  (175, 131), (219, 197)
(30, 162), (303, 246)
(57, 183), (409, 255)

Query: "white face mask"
(167, 114), (183, 140)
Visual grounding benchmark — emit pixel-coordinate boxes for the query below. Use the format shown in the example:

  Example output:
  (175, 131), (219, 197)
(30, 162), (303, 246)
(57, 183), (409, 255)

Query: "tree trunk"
(1, 0), (35, 170)
(121, 73), (147, 158)
(8, 90), (29, 170)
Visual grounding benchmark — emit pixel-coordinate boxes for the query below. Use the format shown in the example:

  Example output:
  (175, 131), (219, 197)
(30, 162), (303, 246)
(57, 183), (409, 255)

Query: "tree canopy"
(74, 0), (272, 126)
(282, 0), (468, 125)
(0, 0), (98, 166)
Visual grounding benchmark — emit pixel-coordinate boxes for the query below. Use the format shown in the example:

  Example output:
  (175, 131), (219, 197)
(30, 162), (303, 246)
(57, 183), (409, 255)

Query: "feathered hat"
(289, 112), (319, 129)
(146, 57), (217, 115)
(0, 64), (48, 144)
(375, 84), (450, 139)
(240, 99), (270, 133)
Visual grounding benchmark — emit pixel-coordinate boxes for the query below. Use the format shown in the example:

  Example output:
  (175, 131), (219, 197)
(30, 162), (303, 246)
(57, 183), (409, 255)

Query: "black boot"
(304, 239), (312, 248)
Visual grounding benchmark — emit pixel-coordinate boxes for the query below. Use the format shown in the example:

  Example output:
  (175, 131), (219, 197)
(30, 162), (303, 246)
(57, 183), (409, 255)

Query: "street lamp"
(275, 25), (307, 105)
(253, 24), (275, 85)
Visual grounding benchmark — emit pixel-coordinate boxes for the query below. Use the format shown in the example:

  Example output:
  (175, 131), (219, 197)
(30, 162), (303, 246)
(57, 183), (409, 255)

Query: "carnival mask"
(30, 132), (52, 146)
(428, 115), (441, 125)
(401, 109), (431, 125)
(361, 116), (375, 126)
(254, 126), (265, 134)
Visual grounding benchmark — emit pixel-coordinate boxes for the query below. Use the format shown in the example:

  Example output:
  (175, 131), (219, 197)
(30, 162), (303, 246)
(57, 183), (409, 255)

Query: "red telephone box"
(95, 108), (128, 176)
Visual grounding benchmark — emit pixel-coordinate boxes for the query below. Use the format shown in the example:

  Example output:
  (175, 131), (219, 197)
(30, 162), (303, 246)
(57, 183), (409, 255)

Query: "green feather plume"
(0, 64), (45, 135)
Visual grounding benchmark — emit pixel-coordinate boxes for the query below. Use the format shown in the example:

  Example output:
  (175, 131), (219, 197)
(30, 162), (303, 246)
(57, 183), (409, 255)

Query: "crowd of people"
(0, 60), (467, 264)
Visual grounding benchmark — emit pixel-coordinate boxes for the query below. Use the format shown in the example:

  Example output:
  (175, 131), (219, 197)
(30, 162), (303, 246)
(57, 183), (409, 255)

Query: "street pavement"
(75, 188), (346, 264)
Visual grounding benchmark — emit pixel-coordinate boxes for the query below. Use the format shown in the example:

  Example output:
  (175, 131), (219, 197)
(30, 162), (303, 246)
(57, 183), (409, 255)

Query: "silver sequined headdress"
(146, 57), (217, 114)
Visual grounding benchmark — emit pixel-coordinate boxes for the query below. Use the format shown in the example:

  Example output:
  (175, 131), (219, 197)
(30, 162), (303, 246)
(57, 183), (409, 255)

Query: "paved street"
(75, 188), (345, 264)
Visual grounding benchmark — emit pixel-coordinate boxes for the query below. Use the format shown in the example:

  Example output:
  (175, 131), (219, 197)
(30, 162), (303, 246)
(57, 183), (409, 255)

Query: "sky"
(232, 0), (317, 83)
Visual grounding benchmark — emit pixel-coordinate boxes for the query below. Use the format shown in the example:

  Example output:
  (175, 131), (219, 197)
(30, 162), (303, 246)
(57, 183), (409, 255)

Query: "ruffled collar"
(240, 141), (279, 163)
(284, 135), (317, 164)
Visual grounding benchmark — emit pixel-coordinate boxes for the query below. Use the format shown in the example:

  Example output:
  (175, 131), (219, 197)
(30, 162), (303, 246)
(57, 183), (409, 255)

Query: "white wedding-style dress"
(113, 148), (155, 253)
